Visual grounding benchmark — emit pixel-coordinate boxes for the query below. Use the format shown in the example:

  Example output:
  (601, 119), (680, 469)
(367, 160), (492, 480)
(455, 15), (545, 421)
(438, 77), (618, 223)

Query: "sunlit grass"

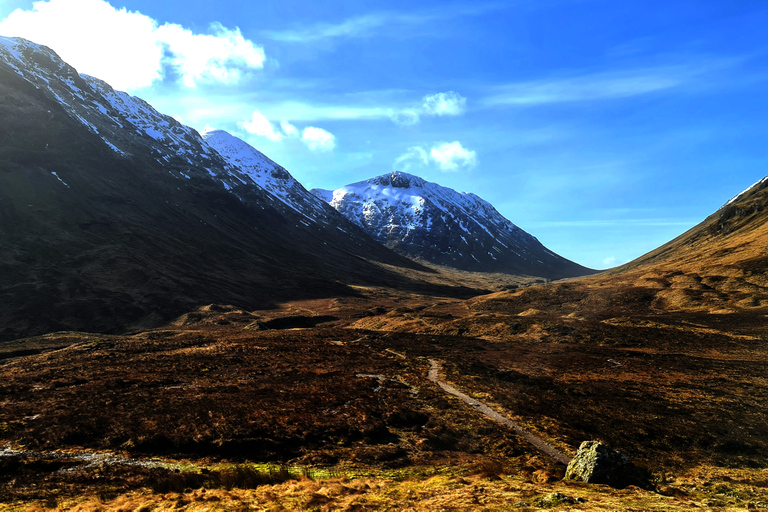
(7, 465), (767, 511)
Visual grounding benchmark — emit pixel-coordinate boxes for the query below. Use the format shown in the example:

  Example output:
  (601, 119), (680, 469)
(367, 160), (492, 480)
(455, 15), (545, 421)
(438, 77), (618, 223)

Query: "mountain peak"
(0, 36), (434, 340)
(0, 35), (47, 58)
(315, 173), (593, 278)
(370, 171), (425, 189)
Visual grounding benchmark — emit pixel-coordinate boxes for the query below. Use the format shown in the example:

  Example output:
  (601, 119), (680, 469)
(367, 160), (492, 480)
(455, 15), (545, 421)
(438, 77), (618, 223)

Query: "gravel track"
(427, 359), (572, 465)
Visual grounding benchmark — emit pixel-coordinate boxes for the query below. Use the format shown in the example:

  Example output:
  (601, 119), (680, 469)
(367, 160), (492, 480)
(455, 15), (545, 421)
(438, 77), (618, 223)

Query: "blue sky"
(1, 0), (767, 269)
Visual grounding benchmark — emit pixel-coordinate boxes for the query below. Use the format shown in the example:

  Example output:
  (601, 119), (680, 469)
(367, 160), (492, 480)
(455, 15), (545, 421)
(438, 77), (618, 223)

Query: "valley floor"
(2, 272), (768, 510)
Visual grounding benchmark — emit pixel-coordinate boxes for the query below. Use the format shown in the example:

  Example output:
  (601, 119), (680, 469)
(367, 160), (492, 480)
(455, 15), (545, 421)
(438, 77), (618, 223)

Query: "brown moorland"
(2, 183), (768, 509)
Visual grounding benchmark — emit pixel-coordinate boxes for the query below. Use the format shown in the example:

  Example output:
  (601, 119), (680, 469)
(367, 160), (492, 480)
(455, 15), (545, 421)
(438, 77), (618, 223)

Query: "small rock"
(243, 320), (267, 330)
(565, 440), (644, 488)
(533, 492), (580, 507)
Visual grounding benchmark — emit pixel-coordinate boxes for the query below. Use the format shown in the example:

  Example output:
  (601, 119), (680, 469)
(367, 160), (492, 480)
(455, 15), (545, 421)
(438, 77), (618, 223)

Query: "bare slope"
(332, 175), (768, 472)
(0, 36), (467, 340)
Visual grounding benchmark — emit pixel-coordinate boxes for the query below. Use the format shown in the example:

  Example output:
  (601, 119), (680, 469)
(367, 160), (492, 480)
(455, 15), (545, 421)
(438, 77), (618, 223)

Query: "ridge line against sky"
(1, 0), (767, 269)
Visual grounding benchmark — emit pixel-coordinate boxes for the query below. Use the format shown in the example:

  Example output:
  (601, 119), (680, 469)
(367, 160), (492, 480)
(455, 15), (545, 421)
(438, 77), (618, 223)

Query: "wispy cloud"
(280, 120), (299, 137)
(394, 141), (477, 173)
(389, 91), (467, 126)
(527, 219), (697, 228)
(261, 4), (504, 43)
(388, 109), (421, 126)
(422, 91), (467, 116)
(481, 58), (747, 107)
(262, 12), (408, 43)
(393, 146), (429, 173)
(260, 90), (467, 126)
(259, 101), (391, 122)
(143, 88), (467, 135)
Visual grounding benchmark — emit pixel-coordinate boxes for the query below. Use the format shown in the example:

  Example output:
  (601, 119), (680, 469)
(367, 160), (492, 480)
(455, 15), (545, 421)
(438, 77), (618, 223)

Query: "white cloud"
(0, 0), (265, 91)
(430, 141), (477, 172)
(387, 91), (466, 127)
(238, 110), (284, 141)
(388, 109), (420, 126)
(237, 111), (336, 151)
(602, 256), (618, 267)
(393, 146), (430, 172)
(154, 22), (265, 88)
(422, 91), (466, 116)
(280, 120), (299, 137)
(302, 127), (336, 152)
(393, 141), (476, 173)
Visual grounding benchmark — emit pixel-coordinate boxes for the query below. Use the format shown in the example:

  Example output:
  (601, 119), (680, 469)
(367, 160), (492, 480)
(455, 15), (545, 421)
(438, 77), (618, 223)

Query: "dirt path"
(427, 359), (572, 465)
(0, 445), (171, 471)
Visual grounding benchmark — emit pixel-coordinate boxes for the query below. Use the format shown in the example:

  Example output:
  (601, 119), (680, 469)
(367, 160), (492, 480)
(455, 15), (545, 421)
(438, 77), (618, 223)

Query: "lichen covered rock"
(533, 492), (583, 507)
(565, 441), (643, 488)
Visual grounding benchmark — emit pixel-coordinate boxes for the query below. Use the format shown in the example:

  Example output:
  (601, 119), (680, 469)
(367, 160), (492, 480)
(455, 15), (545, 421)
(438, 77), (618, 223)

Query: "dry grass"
(4, 188), (768, 509)
(6, 467), (768, 511)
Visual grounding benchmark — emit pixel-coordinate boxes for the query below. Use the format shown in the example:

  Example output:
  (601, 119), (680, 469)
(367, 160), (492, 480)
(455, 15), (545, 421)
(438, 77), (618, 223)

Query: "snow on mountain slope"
(723, 176), (768, 209)
(0, 36), (349, 228)
(0, 35), (439, 340)
(315, 171), (593, 278)
(0, 36), (242, 189)
(310, 188), (334, 203)
(202, 129), (338, 223)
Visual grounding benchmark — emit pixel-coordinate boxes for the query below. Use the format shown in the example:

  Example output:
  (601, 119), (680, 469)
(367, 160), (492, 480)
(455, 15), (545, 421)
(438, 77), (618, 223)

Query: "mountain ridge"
(0, 35), (465, 341)
(609, 173), (768, 276)
(313, 171), (594, 279)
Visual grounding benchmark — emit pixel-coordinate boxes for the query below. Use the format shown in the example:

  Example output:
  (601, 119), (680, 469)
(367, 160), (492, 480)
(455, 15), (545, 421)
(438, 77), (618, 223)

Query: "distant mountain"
(312, 171), (593, 279)
(0, 36), (449, 340)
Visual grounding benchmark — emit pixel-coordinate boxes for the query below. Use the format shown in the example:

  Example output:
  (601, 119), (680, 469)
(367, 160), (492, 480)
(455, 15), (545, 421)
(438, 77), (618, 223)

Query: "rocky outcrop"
(564, 441), (645, 488)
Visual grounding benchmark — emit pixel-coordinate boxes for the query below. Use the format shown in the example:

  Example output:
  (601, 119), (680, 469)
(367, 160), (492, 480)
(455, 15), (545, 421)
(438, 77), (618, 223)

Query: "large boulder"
(565, 441), (644, 488)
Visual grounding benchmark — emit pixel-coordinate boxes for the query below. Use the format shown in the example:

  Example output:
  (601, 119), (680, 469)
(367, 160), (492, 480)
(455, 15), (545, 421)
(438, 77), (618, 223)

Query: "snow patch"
(723, 176), (768, 208)
(100, 137), (128, 156)
(321, 170), (565, 270)
(51, 172), (69, 188)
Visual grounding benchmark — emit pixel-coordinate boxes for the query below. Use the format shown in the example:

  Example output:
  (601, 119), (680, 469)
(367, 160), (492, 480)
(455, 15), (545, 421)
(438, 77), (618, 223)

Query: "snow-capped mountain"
(0, 35), (345, 227)
(0, 36), (428, 340)
(201, 129), (339, 224)
(0, 36), (240, 187)
(313, 171), (593, 278)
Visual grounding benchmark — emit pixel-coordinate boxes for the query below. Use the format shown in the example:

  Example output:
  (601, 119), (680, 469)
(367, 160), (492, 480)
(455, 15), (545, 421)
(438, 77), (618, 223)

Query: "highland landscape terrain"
(1, 33), (768, 511)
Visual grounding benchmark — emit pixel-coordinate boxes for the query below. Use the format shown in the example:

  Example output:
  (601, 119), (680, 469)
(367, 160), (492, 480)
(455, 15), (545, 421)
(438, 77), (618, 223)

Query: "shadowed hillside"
(0, 37), (476, 341)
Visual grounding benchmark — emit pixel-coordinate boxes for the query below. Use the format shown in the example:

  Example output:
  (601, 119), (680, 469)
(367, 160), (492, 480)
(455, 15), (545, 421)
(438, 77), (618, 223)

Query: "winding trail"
(427, 359), (572, 465)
